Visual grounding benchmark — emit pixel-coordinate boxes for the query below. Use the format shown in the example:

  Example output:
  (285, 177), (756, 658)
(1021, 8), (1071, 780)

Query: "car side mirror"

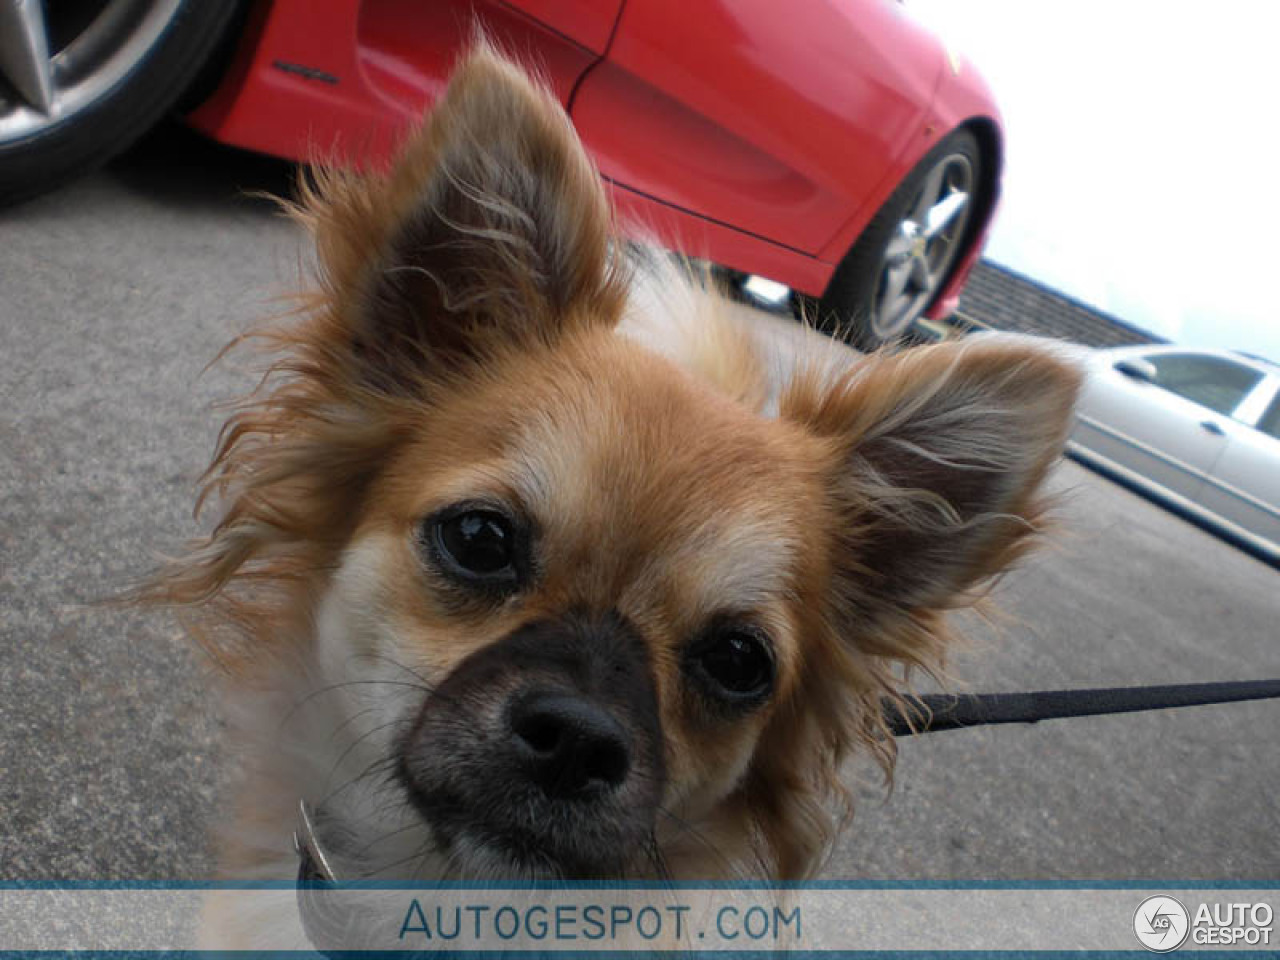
(1114, 358), (1157, 383)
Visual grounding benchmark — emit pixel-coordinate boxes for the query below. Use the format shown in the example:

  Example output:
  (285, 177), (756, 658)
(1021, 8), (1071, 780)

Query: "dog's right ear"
(297, 42), (624, 394)
(785, 335), (1082, 623)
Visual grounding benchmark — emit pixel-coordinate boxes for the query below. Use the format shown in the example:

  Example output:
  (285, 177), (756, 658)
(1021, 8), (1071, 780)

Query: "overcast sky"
(907, 0), (1280, 362)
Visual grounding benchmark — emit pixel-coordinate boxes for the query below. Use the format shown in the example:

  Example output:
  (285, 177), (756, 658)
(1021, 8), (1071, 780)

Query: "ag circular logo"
(1134, 896), (1190, 952)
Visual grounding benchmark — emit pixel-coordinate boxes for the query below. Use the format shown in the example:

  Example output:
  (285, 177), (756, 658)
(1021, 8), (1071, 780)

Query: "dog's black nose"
(510, 691), (631, 795)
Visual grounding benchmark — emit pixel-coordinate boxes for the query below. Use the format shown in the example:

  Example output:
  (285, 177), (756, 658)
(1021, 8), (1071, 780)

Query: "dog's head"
(154, 46), (1079, 881)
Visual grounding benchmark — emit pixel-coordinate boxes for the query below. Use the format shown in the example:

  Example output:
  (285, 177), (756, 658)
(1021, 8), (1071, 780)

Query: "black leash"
(885, 678), (1280, 736)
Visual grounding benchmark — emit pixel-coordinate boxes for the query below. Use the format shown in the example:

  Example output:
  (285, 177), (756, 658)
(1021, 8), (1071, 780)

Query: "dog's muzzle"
(397, 610), (665, 876)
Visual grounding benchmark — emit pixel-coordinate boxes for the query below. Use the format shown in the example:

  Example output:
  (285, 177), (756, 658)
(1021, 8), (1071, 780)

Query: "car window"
(1256, 390), (1280, 440)
(1144, 353), (1263, 415)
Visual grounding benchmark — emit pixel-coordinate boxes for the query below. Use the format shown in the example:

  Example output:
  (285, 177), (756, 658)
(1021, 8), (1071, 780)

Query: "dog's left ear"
(302, 42), (623, 392)
(786, 336), (1082, 622)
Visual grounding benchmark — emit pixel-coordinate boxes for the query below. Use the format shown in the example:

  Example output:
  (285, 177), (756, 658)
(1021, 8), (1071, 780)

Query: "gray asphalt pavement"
(2, 125), (1277, 882)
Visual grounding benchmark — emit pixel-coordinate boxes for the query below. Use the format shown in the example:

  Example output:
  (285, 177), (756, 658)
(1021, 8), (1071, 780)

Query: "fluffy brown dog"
(148, 43), (1079, 947)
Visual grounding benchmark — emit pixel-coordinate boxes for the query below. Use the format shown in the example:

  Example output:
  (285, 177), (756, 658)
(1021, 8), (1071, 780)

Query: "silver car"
(1068, 345), (1280, 563)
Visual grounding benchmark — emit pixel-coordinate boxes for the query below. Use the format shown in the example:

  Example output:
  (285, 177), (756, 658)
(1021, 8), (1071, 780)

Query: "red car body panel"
(187, 0), (1002, 314)
(572, 0), (939, 255)
(502, 0), (623, 53)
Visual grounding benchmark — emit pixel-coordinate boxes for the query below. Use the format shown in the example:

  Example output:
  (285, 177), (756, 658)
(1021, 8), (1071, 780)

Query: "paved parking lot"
(1, 126), (1276, 881)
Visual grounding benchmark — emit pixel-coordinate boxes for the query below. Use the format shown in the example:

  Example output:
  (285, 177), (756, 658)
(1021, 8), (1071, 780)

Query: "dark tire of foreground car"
(0, 1), (244, 207)
(817, 127), (982, 351)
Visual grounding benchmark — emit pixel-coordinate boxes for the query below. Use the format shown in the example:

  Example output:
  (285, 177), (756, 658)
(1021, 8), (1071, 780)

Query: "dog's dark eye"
(429, 508), (520, 587)
(688, 625), (774, 705)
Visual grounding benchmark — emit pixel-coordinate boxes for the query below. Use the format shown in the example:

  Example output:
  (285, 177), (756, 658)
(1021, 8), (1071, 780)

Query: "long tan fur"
(142, 41), (1080, 926)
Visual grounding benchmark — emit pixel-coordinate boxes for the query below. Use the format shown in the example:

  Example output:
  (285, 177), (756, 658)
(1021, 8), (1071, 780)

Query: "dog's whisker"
(278, 679), (431, 733)
(317, 751), (400, 809)
(410, 839), (439, 884)
(319, 718), (408, 798)
(358, 652), (436, 690)
(367, 839), (438, 878)
(350, 651), (484, 719)
(326, 704), (382, 746)
(353, 819), (425, 860)
(642, 831), (674, 887)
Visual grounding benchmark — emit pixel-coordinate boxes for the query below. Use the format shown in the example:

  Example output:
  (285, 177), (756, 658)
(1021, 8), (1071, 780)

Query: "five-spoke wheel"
(819, 128), (983, 350)
(0, 0), (242, 205)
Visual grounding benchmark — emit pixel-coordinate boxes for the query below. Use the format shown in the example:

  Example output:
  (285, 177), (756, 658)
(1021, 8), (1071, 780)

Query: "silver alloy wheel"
(872, 151), (975, 340)
(0, 0), (184, 144)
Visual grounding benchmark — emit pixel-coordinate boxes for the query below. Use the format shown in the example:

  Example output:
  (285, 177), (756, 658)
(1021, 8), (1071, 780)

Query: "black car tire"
(0, 1), (245, 207)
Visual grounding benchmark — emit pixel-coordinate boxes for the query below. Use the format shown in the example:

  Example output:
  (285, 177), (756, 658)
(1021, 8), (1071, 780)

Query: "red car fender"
(187, 0), (603, 168)
(922, 47), (1004, 318)
(813, 22), (1004, 317)
(186, 1), (400, 166)
(187, 0), (1002, 315)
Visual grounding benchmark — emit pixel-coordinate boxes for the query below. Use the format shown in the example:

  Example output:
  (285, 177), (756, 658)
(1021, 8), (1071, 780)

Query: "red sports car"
(0, 0), (1003, 347)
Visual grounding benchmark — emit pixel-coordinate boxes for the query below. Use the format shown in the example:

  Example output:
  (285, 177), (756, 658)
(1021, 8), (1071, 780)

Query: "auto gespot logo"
(1134, 895), (1274, 951)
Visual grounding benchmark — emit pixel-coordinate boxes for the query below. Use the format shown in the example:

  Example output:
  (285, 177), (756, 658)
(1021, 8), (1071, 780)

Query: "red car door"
(569, 0), (943, 256)
(503, 0), (623, 54)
